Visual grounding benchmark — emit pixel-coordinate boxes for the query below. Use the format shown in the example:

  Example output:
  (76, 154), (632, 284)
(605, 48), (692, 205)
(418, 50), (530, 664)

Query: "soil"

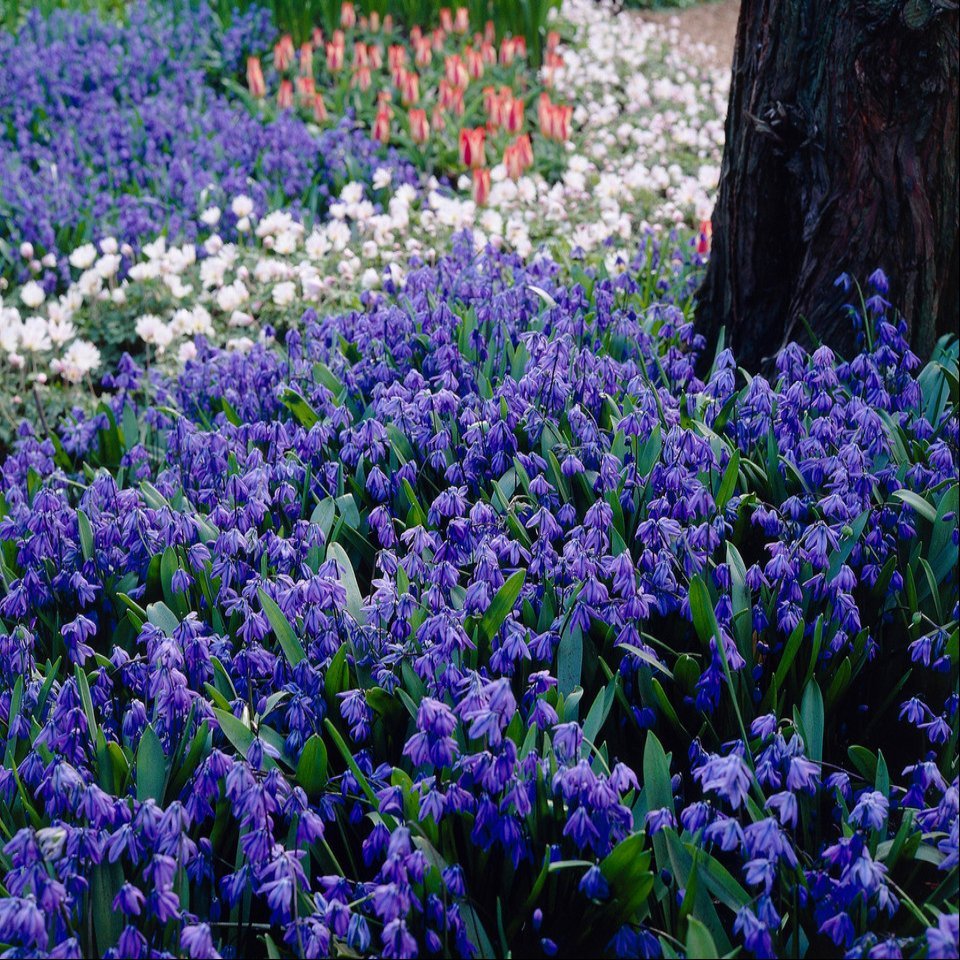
(635, 1), (741, 69)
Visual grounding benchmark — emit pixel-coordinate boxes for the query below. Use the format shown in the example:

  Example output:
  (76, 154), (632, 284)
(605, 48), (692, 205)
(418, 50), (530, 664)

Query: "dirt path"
(637, 0), (740, 69)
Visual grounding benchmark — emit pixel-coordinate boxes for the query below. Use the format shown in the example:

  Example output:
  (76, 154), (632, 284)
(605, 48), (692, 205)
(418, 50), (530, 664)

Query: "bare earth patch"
(635, 1), (740, 69)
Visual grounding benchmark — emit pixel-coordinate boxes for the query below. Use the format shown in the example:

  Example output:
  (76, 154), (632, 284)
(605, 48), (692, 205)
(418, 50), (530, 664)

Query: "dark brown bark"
(695, 0), (959, 371)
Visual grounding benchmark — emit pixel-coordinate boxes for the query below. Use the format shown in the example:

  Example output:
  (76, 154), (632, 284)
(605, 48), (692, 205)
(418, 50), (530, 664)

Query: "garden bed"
(0, 2), (956, 959)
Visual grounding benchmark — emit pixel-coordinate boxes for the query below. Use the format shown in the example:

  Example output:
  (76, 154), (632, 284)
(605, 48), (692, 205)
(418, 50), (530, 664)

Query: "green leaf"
(213, 708), (277, 770)
(323, 717), (392, 826)
(620, 643), (673, 680)
(264, 933), (282, 960)
(402, 478), (428, 527)
(92, 861), (125, 954)
(685, 917), (719, 958)
(715, 449), (740, 511)
(310, 497), (337, 540)
(327, 542), (366, 624)
(296, 734), (328, 798)
(479, 569), (525, 643)
(74, 665), (99, 747)
(797, 679), (824, 763)
(146, 600), (180, 637)
(643, 732), (674, 878)
(279, 388), (319, 428)
(335, 492), (361, 529)
(848, 744), (879, 783)
(167, 721), (211, 799)
(582, 677), (618, 749)
(892, 488), (937, 524)
(258, 587), (306, 667)
(325, 643), (350, 699)
(136, 724), (167, 802)
(77, 510), (95, 562)
(160, 545), (186, 615)
(688, 575), (717, 648)
(599, 833), (654, 922)
(651, 677), (686, 734)
(557, 624), (583, 698)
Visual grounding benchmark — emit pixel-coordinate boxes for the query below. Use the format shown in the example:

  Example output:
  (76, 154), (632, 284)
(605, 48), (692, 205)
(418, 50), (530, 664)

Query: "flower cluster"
(0, 231), (956, 957)
(0, 4), (413, 288)
(250, 5), (556, 191)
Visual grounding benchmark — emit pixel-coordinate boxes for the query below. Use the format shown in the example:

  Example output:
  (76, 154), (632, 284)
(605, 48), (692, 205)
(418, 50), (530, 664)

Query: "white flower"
(19, 242), (34, 259)
(228, 310), (254, 328)
(302, 274), (326, 300)
(387, 262), (406, 289)
(216, 280), (249, 313)
(127, 261), (160, 282)
(178, 341), (198, 363)
(163, 275), (193, 300)
(135, 314), (173, 351)
(326, 221), (351, 251)
(142, 237), (167, 261)
(272, 281), (296, 306)
(47, 318), (76, 347)
(52, 340), (100, 383)
(201, 257), (229, 290)
(394, 184), (417, 206)
(340, 182), (365, 206)
(95, 254), (122, 279)
(273, 231), (299, 256)
(236, 216), (251, 234)
(231, 195), (254, 218)
(200, 206), (222, 226)
(20, 281), (45, 309)
(41, 253), (57, 268)
(305, 231), (331, 260)
(372, 167), (393, 190)
(20, 316), (52, 352)
(99, 237), (118, 255)
(171, 306), (213, 338)
(361, 268), (380, 290)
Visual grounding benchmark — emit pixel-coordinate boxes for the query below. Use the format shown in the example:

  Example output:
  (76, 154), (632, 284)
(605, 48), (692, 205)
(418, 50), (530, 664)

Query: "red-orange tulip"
(409, 108), (430, 144)
(459, 126), (486, 169)
(246, 56), (266, 98)
(274, 34), (294, 72)
(472, 167), (491, 205)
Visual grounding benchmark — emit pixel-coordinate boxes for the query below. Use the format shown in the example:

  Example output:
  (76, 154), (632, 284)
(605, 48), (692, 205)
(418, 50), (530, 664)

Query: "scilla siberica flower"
(0, 241), (954, 960)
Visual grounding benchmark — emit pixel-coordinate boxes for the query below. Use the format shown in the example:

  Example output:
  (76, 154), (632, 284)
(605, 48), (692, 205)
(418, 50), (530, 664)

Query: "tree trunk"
(695, 0), (959, 371)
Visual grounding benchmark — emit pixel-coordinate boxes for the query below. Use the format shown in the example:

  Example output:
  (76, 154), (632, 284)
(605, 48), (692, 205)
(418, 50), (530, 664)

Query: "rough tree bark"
(695, 0), (959, 371)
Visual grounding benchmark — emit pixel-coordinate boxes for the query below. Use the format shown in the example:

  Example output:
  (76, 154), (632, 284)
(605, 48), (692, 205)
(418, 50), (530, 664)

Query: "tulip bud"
(273, 34), (294, 72)
(472, 167), (491, 205)
(458, 126), (486, 169)
(326, 41), (344, 72)
(299, 42), (313, 76)
(246, 57), (266, 98)
(409, 108), (430, 145)
(373, 104), (392, 144)
(400, 69), (420, 105)
(313, 92), (329, 123)
(354, 66), (372, 92)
